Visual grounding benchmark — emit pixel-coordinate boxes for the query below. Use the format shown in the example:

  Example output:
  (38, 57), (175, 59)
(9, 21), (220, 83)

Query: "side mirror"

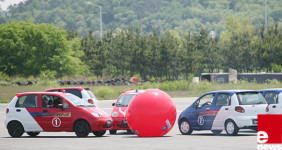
(112, 103), (115, 106)
(193, 103), (198, 109)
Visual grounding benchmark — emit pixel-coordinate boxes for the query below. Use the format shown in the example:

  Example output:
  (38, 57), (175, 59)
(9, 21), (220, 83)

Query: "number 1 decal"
(52, 117), (61, 127)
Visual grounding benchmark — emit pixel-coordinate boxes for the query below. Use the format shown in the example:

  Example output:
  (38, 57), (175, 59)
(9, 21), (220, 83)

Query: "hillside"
(1, 0), (282, 36)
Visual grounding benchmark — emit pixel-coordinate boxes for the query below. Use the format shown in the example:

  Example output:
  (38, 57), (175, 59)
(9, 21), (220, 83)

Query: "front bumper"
(111, 117), (130, 130)
(90, 118), (112, 131)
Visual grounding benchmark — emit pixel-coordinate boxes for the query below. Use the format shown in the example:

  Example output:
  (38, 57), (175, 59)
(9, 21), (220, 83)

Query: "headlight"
(92, 112), (100, 117)
(112, 112), (118, 117)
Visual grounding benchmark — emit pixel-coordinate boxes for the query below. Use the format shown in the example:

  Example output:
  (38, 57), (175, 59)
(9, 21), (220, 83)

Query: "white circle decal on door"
(198, 116), (204, 126)
(52, 117), (61, 127)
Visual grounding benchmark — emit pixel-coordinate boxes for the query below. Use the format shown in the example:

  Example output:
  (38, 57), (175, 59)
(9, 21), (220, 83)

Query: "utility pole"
(265, 0), (267, 29)
(85, 2), (103, 41)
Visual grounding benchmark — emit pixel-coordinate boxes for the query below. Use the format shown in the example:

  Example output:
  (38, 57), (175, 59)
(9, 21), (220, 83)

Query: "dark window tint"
(215, 93), (231, 106)
(16, 95), (38, 108)
(48, 90), (61, 92)
(42, 95), (69, 109)
(64, 89), (82, 98)
(264, 92), (278, 104)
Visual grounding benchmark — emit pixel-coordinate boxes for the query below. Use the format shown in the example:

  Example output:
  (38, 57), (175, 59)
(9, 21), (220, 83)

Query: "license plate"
(122, 120), (127, 124)
(252, 119), (257, 124)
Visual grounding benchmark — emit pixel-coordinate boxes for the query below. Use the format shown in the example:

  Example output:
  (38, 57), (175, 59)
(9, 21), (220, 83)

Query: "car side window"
(49, 90), (61, 92)
(196, 94), (215, 108)
(42, 95), (70, 109)
(64, 89), (82, 98)
(264, 92), (278, 104)
(16, 95), (38, 108)
(215, 93), (231, 106)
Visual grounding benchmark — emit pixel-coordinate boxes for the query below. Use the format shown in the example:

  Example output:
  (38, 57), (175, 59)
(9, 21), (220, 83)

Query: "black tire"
(109, 130), (117, 134)
(127, 130), (133, 134)
(93, 130), (106, 137)
(74, 121), (90, 137)
(211, 130), (222, 135)
(225, 120), (239, 136)
(7, 121), (24, 137)
(27, 132), (40, 137)
(179, 119), (193, 135)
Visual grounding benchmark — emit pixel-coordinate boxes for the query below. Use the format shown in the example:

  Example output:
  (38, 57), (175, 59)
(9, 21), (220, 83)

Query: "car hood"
(80, 107), (109, 118)
(111, 106), (128, 118)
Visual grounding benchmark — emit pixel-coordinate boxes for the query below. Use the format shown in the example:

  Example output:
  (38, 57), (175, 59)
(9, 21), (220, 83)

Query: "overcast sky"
(0, 0), (26, 11)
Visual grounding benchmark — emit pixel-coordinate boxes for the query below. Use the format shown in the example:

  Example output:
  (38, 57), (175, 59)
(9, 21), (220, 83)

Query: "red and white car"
(5, 92), (111, 137)
(45, 87), (99, 107)
(110, 89), (145, 134)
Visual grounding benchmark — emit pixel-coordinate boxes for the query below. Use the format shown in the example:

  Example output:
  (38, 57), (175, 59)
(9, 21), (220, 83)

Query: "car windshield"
(236, 92), (267, 105)
(116, 94), (137, 107)
(64, 95), (95, 107)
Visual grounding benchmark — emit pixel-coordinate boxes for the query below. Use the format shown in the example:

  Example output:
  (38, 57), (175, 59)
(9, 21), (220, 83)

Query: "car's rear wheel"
(109, 130), (117, 134)
(74, 121), (90, 137)
(211, 130), (222, 135)
(8, 121), (24, 137)
(27, 132), (40, 137)
(93, 130), (106, 137)
(225, 120), (239, 136)
(179, 119), (193, 135)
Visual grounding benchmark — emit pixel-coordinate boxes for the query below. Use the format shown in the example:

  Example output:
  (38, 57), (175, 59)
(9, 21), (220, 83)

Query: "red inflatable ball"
(126, 89), (176, 137)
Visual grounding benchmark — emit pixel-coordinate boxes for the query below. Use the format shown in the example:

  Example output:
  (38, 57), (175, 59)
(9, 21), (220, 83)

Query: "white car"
(178, 90), (269, 136)
(260, 89), (282, 114)
(45, 87), (99, 107)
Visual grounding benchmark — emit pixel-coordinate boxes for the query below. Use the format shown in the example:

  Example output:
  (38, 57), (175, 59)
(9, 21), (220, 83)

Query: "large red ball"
(126, 89), (176, 137)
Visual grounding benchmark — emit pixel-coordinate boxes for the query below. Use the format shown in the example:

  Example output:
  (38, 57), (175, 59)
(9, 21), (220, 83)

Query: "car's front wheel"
(127, 130), (133, 134)
(211, 130), (222, 135)
(179, 119), (193, 135)
(74, 121), (90, 137)
(225, 120), (239, 136)
(8, 121), (24, 137)
(27, 132), (40, 137)
(109, 130), (117, 134)
(93, 130), (106, 137)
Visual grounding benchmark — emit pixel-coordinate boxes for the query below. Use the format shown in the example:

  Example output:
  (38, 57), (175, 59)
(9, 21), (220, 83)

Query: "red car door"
(35, 94), (72, 131)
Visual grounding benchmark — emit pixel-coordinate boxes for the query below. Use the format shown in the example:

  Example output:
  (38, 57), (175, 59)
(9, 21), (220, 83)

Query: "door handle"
(272, 105), (276, 108)
(206, 108), (210, 111)
(16, 109), (21, 112)
(225, 108), (229, 110)
(43, 110), (48, 113)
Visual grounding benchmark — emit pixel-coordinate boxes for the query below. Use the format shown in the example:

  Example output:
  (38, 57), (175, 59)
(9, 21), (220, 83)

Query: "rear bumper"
(233, 116), (258, 128)
(111, 117), (130, 130)
(90, 118), (112, 131)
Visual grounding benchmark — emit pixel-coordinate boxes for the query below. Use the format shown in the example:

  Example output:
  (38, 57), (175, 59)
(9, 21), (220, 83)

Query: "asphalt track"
(0, 98), (257, 150)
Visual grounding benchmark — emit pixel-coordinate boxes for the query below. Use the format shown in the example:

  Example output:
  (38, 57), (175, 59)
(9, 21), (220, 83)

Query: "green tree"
(0, 21), (84, 77)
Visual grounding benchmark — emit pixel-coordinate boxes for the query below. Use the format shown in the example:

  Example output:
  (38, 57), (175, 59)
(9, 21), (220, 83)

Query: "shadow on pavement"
(122, 135), (173, 138)
(1, 135), (110, 138)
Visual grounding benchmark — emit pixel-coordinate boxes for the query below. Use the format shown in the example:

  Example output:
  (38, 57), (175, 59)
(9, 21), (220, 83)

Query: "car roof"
(16, 92), (71, 97)
(259, 88), (282, 92)
(121, 89), (145, 95)
(45, 87), (88, 92)
(207, 90), (257, 94)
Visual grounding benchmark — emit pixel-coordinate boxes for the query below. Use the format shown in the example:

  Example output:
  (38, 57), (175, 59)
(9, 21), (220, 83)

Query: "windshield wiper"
(76, 105), (86, 107)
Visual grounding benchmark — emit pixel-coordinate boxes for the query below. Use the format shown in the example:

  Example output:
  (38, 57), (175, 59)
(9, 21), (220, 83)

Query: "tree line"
(3, 0), (282, 36)
(0, 16), (281, 81)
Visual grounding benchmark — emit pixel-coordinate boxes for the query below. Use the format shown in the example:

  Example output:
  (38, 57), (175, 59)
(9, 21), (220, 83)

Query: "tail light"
(6, 108), (9, 114)
(266, 105), (269, 112)
(88, 99), (94, 104)
(235, 106), (245, 113)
